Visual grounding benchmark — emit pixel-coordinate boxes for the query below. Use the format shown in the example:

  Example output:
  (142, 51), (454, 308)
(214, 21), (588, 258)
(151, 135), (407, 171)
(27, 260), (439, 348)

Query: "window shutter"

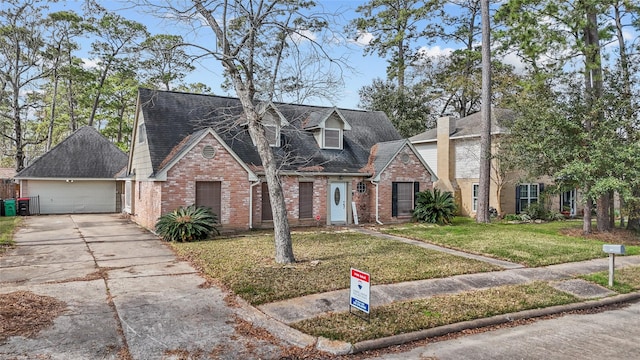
(539, 183), (544, 195)
(413, 182), (420, 208)
(392, 182), (398, 217)
(515, 185), (521, 213)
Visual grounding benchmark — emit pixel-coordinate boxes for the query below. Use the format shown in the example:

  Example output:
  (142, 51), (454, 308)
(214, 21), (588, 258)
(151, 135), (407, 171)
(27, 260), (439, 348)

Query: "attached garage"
(15, 127), (127, 215)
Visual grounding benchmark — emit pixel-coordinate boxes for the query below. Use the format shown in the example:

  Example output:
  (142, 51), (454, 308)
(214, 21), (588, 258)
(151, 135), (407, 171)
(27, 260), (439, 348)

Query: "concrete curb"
(349, 291), (640, 354)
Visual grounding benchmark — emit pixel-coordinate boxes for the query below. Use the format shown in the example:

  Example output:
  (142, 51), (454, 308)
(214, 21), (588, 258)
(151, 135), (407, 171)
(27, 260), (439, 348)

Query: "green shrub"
(413, 189), (457, 225)
(522, 202), (548, 220)
(155, 205), (220, 242)
(504, 213), (521, 221)
(546, 211), (566, 222)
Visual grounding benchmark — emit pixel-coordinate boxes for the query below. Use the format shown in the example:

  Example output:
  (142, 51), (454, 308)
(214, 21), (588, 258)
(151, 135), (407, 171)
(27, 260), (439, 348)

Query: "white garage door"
(27, 180), (116, 214)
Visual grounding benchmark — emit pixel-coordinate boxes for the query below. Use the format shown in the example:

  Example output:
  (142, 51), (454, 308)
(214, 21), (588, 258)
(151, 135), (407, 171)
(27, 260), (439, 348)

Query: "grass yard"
(581, 265), (640, 294)
(171, 230), (500, 305)
(0, 217), (20, 255)
(381, 218), (640, 267)
(292, 282), (578, 343)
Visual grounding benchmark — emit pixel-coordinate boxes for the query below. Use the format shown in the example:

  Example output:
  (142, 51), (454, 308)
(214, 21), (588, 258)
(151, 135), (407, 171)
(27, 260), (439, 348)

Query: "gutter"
(370, 180), (383, 225)
(249, 180), (261, 229)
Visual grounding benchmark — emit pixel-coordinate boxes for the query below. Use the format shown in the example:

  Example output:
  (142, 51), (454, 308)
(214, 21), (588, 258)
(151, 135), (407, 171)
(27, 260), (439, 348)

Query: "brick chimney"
(435, 116), (456, 192)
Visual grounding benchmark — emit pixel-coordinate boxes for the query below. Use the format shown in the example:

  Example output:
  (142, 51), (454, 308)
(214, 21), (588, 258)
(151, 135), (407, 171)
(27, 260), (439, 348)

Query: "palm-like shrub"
(413, 189), (457, 225)
(155, 205), (220, 242)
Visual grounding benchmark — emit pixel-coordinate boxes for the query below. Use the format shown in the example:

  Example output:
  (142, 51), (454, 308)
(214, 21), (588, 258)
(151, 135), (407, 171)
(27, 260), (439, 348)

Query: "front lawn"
(171, 230), (500, 305)
(0, 217), (20, 255)
(381, 218), (640, 267)
(292, 282), (578, 343)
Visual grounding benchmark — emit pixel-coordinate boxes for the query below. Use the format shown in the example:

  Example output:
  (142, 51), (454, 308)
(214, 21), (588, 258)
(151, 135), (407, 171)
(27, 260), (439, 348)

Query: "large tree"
(140, 34), (195, 91)
(476, 0), (492, 223)
(351, 0), (440, 92)
(358, 78), (432, 137)
(86, 12), (147, 127)
(145, 0), (343, 264)
(495, 0), (638, 233)
(0, 0), (48, 171)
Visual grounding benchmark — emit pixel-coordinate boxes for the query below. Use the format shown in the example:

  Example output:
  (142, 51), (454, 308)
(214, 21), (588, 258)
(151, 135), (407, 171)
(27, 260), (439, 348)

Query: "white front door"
(330, 182), (347, 224)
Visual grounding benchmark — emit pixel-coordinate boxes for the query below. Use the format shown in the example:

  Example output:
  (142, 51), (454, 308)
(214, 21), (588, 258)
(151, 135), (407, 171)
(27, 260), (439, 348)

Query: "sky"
(46, 0), (470, 110)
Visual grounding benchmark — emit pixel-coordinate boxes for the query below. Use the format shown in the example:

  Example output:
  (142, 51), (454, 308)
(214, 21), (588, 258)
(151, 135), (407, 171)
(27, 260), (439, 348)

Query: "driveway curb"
(349, 291), (640, 354)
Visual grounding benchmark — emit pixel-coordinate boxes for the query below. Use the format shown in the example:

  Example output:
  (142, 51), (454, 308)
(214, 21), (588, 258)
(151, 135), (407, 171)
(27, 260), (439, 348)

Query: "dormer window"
(304, 107), (351, 150)
(253, 102), (289, 148)
(323, 128), (341, 149)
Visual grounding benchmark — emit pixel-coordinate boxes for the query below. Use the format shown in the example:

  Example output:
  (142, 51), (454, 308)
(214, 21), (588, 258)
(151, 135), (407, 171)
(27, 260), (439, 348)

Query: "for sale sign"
(350, 268), (370, 314)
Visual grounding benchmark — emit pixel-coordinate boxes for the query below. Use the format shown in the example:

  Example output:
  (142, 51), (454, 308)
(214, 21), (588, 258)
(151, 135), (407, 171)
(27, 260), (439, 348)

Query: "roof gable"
(410, 108), (515, 143)
(369, 139), (437, 181)
(16, 126), (128, 179)
(303, 107), (352, 131)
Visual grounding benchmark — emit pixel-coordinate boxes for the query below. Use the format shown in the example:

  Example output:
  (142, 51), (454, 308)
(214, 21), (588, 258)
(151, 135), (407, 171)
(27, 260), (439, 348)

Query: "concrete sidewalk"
(260, 236), (640, 324)
(0, 215), (307, 360)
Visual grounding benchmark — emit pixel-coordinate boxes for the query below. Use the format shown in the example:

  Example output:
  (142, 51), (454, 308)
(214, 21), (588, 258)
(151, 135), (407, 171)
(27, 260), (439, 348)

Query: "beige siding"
(130, 111), (154, 178)
(415, 142), (438, 178)
(454, 138), (480, 179)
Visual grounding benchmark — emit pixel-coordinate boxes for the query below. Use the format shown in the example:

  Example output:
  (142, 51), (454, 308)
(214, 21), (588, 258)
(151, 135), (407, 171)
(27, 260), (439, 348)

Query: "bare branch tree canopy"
(139, 0), (348, 263)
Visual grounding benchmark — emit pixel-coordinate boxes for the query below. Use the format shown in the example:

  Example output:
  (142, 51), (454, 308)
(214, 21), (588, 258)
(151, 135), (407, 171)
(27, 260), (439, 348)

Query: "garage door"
(27, 180), (117, 214)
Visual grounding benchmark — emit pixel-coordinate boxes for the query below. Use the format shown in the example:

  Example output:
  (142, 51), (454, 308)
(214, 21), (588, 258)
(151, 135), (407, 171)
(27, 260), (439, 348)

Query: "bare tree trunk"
(583, 189), (593, 235)
(476, 0), (492, 223)
(620, 196), (625, 228)
(88, 60), (112, 127)
(596, 192), (610, 232)
(47, 67), (60, 151)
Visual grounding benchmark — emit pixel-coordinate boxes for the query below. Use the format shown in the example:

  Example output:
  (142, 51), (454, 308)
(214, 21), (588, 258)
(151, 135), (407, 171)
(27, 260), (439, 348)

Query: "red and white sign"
(350, 268), (370, 314)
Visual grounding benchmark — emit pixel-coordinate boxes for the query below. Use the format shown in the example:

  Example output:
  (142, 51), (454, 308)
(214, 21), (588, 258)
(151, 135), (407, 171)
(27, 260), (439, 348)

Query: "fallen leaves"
(0, 291), (67, 342)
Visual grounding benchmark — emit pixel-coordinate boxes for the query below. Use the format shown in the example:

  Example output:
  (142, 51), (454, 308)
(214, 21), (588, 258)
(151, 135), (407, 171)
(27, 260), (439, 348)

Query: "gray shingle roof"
(138, 88), (402, 175)
(16, 126), (128, 179)
(372, 139), (407, 176)
(410, 108), (515, 143)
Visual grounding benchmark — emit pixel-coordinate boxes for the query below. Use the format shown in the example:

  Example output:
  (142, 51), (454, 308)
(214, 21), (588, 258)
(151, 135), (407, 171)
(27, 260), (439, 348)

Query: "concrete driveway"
(0, 214), (305, 360)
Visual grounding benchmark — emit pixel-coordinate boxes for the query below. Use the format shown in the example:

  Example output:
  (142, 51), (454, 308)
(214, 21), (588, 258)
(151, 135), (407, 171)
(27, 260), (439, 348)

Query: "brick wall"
(376, 145), (434, 223)
(254, 175), (329, 228)
(131, 180), (162, 230)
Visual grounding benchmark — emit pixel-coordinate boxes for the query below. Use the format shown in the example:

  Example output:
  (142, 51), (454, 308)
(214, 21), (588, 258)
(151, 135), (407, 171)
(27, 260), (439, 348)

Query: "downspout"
(371, 180), (383, 225)
(249, 180), (261, 229)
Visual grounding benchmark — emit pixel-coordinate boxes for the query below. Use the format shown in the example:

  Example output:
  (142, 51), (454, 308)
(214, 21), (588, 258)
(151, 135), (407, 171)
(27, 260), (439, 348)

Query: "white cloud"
(349, 31), (374, 47)
(417, 45), (454, 58)
(81, 58), (101, 69)
(289, 29), (317, 45)
(498, 51), (527, 74)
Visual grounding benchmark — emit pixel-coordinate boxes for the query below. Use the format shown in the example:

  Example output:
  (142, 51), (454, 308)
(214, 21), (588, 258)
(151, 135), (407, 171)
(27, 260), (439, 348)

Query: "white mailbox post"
(603, 244), (625, 287)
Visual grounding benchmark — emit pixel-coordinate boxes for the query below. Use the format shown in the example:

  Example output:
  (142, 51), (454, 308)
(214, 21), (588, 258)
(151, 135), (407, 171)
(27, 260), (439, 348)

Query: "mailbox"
(603, 244), (625, 255)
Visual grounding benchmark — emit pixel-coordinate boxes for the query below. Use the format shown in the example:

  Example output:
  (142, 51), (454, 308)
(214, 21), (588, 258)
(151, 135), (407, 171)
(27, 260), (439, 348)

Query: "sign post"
(349, 268), (370, 321)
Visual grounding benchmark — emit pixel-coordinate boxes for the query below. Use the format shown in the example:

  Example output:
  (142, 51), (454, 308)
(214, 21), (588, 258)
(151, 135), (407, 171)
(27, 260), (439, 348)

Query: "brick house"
(125, 89), (436, 230)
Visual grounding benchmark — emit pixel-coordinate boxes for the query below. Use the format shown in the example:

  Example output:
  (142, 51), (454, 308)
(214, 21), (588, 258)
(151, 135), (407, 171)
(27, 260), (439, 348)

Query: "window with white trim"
(472, 183), (479, 212)
(517, 183), (539, 213)
(323, 128), (341, 149)
(138, 123), (146, 143)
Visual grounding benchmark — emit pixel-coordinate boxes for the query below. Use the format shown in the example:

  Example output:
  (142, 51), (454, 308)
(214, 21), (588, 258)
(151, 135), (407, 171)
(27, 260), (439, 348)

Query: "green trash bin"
(4, 199), (16, 217)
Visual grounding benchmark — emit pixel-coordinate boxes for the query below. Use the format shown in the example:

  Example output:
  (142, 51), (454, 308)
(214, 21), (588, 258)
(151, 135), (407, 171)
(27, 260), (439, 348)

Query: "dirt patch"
(0, 291), (67, 343)
(233, 316), (338, 360)
(561, 228), (640, 245)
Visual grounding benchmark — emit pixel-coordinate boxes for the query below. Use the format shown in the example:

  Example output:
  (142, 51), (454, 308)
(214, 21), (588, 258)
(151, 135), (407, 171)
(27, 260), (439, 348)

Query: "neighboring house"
(125, 88), (436, 230)
(15, 126), (128, 214)
(411, 110), (578, 217)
